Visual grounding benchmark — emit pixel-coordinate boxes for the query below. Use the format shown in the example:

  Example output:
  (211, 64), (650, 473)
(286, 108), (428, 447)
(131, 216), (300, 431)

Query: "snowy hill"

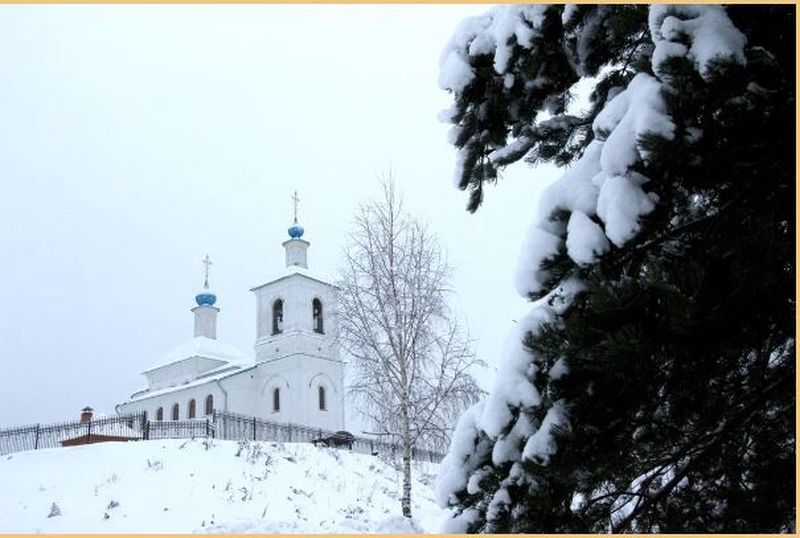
(0, 439), (445, 533)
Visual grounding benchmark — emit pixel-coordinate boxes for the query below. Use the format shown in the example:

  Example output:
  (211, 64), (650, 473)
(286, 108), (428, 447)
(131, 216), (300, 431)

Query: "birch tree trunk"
(401, 405), (413, 518)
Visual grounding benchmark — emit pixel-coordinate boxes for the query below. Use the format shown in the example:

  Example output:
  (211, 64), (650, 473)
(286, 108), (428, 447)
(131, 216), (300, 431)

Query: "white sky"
(0, 5), (561, 427)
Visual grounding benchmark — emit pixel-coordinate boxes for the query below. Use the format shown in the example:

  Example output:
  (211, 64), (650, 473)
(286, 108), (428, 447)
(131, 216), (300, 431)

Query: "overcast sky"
(0, 5), (561, 427)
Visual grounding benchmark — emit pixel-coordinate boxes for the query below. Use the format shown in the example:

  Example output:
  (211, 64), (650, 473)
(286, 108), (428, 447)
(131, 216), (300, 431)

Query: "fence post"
(144, 420), (150, 441)
(87, 418), (92, 445)
(205, 418), (210, 437)
(252, 417), (257, 441)
(34, 424), (40, 450)
(288, 425), (292, 442)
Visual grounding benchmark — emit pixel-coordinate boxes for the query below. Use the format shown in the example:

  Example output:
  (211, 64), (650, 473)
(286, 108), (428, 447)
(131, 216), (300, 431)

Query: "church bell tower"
(249, 192), (345, 431)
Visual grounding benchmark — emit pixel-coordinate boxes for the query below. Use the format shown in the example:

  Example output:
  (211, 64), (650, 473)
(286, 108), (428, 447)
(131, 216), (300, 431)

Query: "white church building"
(117, 213), (346, 433)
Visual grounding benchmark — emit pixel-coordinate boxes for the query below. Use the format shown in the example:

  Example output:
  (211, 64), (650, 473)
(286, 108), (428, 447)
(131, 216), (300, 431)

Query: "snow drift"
(0, 439), (443, 533)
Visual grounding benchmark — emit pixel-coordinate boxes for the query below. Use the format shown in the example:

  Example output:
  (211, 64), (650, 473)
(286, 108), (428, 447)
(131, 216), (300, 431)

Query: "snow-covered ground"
(0, 439), (446, 533)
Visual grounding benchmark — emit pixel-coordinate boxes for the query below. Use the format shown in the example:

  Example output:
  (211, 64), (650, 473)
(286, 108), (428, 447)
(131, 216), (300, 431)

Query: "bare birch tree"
(337, 176), (483, 518)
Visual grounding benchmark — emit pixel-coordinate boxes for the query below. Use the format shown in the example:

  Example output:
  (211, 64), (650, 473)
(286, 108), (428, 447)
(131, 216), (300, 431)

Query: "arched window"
(172, 403), (179, 421)
(188, 399), (196, 419)
(205, 394), (214, 416)
(272, 299), (284, 335)
(312, 299), (324, 334)
(156, 407), (163, 422)
(273, 388), (281, 412)
(318, 386), (327, 411)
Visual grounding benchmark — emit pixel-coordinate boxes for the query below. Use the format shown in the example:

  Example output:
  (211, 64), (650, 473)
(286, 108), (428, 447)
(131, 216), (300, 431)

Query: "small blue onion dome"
(288, 223), (305, 239)
(195, 290), (217, 306)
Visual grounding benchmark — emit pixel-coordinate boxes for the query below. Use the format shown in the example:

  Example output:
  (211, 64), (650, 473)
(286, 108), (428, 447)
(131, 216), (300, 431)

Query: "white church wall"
(119, 360), (344, 432)
(217, 369), (258, 415)
(248, 358), (345, 431)
(118, 381), (225, 421)
(306, 370), (344, 431)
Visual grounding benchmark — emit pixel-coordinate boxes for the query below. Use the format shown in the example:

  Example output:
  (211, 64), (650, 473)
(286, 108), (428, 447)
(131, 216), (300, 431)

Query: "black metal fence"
(0, 413), (146, 455)
(0, 411), (444, 463)
(211, 411), (444, 463)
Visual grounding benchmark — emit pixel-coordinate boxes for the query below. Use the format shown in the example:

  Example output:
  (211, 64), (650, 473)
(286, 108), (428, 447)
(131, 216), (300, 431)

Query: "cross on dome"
(202, 254), (212, 289)
(195, 254), (217, 307)
(288, 190), (305, 239)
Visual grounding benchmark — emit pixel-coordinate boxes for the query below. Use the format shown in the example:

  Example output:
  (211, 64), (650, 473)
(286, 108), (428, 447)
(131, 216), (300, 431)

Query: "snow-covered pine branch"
(437, 3), (792, 533)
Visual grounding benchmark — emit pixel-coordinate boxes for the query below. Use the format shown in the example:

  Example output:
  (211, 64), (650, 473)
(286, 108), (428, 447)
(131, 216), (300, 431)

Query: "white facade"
(118, 226), (346, 433)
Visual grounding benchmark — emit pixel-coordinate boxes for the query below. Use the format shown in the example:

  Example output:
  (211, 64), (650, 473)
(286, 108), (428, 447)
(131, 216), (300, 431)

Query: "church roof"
(143, 336), (249, 373)
(249, 266), (338, 292)
(128, 363), (255, 402)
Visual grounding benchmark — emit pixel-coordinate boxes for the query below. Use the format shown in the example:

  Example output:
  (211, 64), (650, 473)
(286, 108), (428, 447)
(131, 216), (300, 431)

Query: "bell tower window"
(312, 298), (324, 334)
(318, 386), (327, 411)
(272, 299), (284, 335)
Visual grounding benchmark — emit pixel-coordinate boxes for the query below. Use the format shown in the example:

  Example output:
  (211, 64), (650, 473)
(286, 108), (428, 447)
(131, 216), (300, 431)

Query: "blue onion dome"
(195, 284), (217, 306)
(288, 222), (305, 239)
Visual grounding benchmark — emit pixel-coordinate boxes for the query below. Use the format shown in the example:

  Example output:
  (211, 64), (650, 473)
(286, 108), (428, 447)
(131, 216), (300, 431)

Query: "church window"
(318, 386), (327, 411)
(273, 388), (281, 412)
(156, 407), (163, 422)
(312, 299), (324, 334)
(272, 299), (284, 335)
(188, 399), (196, 419)
(172, 403), (179, 420)
(205, 394), (214, 416)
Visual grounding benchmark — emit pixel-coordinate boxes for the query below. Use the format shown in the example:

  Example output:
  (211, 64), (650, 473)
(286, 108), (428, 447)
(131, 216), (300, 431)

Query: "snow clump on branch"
(649, 5), (747, 79)
(438, 5), (548, 86)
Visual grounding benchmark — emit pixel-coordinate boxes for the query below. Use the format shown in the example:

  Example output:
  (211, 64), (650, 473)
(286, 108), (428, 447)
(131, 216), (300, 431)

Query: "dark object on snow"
(47, 503), (61, 518)
(311, 430), (355, 450)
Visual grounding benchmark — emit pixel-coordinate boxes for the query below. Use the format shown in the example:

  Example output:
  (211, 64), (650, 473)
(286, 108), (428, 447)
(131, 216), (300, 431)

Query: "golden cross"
(292, 190), (300, 223)
(202, 254), (212, 288)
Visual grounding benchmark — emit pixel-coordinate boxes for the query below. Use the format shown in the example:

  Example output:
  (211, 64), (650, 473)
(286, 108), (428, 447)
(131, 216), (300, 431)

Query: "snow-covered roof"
(128, 364), (255, 402)
(250, 266), (337, 292)
(143, 336), (249, 373)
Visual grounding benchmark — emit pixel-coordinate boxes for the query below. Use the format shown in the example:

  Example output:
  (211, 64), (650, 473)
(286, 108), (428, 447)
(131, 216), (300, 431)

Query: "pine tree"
(435, 5), (794, 533)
